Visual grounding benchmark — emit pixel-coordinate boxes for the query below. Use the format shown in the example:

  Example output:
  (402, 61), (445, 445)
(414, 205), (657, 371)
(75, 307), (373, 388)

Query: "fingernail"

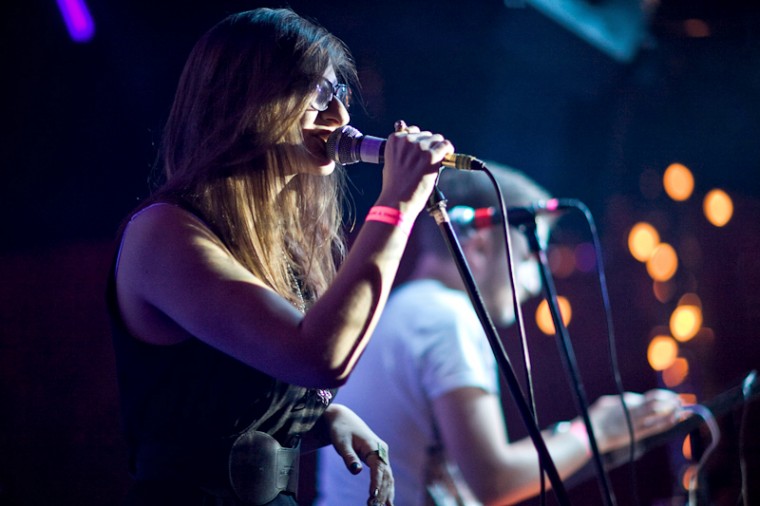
(350, 462), (361, 474)
(373, 488), (379, 497)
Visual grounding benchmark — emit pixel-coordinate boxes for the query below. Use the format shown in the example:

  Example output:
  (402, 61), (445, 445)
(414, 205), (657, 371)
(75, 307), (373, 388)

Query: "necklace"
(285, 260), (306, 314)
(285, 258), (332, 405)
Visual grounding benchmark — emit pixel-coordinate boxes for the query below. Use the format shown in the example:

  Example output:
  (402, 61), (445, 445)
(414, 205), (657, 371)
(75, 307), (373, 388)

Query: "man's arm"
(433, 387), (682, 506)
(433, 387), (588, 506)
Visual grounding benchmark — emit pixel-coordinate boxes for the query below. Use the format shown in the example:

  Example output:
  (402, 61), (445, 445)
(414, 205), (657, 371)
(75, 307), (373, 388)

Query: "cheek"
(300, 111), (316, 129)
(517, 262), (541, 297)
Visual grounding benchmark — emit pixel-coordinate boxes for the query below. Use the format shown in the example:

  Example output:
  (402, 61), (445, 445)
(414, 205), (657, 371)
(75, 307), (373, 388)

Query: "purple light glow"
(56, 0), (95, 42)
(574, 242), (597, 273)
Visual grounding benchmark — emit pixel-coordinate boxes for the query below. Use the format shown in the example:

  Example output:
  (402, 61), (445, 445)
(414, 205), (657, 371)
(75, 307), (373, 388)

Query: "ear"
(461, 228), (494, 274)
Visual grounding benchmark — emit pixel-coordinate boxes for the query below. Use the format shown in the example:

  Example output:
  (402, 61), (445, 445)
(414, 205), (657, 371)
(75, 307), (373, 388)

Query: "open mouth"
(310, 131), (333, 159)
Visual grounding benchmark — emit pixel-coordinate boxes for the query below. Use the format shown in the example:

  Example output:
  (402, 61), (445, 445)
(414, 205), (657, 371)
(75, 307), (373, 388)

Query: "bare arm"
(433, 387), (682, 506)
(116, 129), (453, 388)
(321, 404), (394, 506)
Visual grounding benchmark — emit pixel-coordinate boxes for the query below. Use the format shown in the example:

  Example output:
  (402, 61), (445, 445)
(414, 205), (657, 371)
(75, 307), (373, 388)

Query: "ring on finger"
(363, 443), (389, 465)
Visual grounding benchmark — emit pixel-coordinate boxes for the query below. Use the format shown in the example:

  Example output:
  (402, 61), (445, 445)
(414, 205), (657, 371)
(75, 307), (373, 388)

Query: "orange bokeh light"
(647, 335), (678, 371)
(663, 357), (690, 387)
(670, 305), (703, 342)
(704, 188), (733, 227)
(646, 243), (679, 281)
(628, 222), (660, 262)
(682, 465), (697, 491)
(663, 163), (695, 201)
(535, 296), (572, 335)
(682, 435), (692, 460)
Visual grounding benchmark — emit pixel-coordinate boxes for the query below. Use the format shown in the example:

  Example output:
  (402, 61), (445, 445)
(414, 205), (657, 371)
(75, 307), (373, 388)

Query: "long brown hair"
(150, 8), (357, 308)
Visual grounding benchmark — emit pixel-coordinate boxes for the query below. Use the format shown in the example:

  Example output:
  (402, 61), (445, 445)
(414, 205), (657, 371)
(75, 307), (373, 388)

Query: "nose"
(318, 96), (350, 127)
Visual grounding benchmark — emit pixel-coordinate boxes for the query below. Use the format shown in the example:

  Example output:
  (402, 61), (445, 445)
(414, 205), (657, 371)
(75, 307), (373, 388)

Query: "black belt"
(133, 431), (300, 506)
(229, 430), (300, 505)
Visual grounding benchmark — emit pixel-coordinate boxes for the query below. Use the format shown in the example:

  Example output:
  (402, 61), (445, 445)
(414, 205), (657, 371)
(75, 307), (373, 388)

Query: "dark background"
(2, 0), (759, 504)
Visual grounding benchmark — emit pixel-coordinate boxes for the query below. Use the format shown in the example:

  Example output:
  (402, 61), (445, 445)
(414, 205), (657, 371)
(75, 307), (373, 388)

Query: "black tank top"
(105, 204), (334, 491)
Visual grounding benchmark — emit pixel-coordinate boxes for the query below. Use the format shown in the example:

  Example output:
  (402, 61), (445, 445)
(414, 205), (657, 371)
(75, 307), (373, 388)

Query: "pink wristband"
(568, 420), (591, 457)
(365, 206), (412, 236)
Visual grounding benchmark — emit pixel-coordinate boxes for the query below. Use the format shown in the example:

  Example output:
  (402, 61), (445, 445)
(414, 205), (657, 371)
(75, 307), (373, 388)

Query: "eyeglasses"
(311, 78), (350, 111)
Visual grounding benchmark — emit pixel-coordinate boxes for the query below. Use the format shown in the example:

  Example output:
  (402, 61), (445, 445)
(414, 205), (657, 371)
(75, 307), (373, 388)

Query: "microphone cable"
(737, 370), (757, 506)
(476, 164), (547, 506)
(502, 195), (636, 506)
(566, 200), (639, 503)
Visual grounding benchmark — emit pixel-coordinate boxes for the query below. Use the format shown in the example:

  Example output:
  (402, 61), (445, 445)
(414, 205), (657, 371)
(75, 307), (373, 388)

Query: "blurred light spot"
(697, 327), (715, 341)
(653, 280), (676, 303)
(548, 245), (575, 278)
(56, 0), (95, 42)
(682, 435), (692, 460)
(628, 222), (660, 262)
(679, 293), (702, 307)
(647, 335), (678, 371)
(670, 304), (702, 342)
(574, 242), (596, 273)
(663, 357), (689, 387)
(679, 393), (698, 405)
(663, 163), (694, 201)
(684, 19), (711, 38)
(682, 465), (697, 491)
(703, 189), (733, 227)
(535, 296), (572, 335)
(647, 243), (678, 281)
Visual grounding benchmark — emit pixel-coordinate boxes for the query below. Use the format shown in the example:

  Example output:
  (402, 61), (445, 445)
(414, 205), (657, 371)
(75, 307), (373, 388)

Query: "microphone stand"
(426, 188), (572, 506)
(518, 218), (617, 506)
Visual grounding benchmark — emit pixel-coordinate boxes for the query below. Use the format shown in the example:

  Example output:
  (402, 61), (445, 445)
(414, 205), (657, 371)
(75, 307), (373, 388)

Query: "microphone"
(449, 199), (569, 229)
(326, 125), (486, 170)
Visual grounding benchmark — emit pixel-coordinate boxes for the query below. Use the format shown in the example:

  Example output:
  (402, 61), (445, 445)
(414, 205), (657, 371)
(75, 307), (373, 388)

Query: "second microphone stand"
(518, 215), (617, 506)
(427, 188), (572, 506)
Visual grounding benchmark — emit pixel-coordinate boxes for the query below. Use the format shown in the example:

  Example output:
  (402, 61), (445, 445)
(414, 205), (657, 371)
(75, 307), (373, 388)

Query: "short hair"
(437, 162), (550, 210)
(410, 161), (552, 260)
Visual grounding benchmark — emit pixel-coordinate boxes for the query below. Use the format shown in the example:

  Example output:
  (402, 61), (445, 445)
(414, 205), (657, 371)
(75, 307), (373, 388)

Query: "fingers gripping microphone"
(326, 125), (486, 170)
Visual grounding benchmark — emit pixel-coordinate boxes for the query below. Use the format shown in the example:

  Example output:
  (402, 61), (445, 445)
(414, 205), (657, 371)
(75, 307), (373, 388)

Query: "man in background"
(317, 164), (682, 505)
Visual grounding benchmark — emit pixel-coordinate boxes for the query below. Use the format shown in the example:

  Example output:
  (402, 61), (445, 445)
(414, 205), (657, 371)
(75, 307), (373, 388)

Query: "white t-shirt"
(316, 279), (498, 506)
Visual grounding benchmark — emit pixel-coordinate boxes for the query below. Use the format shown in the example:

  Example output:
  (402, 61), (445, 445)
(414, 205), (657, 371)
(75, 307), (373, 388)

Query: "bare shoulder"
(122, 203), (227, 261)
(124, 203), (215, 244)
(114, 203), (265, 345)
(118, 202), (260, 290)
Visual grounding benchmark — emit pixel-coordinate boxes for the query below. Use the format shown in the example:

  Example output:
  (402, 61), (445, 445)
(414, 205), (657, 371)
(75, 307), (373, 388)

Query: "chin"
(302, 147), (336, 175)
(490, 304), (516, 327)
(311, 160), (336, 176)
(497, 313), (516, 328)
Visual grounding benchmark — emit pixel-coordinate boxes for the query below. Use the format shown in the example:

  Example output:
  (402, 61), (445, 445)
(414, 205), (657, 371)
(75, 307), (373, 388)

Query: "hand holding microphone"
(373, 121), (456, 215)
(326, 124), (486, 171)
(330, 121), (486, 219)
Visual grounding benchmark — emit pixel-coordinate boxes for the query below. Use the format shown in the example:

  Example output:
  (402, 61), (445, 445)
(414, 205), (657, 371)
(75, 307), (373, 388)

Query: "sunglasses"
(311, 78), (350, 111)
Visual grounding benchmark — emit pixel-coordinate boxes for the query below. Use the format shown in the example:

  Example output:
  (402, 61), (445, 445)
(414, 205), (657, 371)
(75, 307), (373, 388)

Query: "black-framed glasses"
(311, 78), (350, 111)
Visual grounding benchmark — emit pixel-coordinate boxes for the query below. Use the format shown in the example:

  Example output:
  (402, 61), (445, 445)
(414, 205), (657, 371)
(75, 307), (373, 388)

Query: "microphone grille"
(326, 125), (363, 165)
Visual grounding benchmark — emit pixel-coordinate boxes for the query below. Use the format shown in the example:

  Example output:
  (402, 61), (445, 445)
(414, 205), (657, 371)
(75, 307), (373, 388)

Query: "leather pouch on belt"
(229, 430), (300, 505)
